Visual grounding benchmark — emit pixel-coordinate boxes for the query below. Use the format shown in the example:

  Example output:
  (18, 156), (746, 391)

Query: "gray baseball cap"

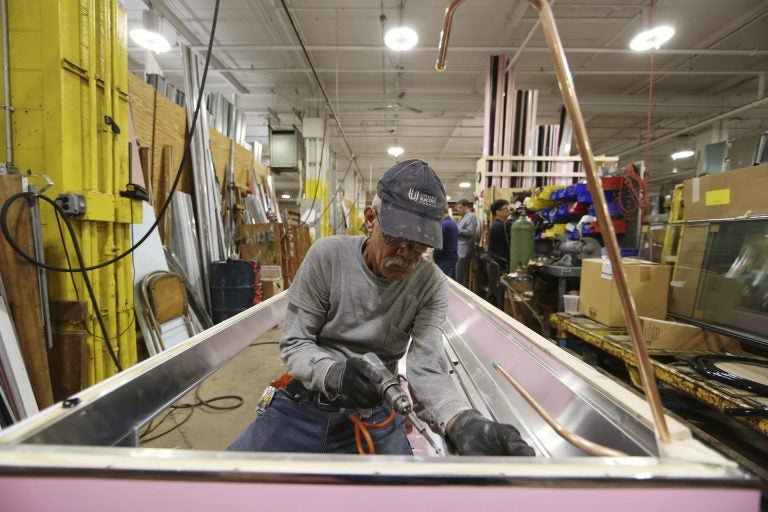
(377, 159), (447, 249)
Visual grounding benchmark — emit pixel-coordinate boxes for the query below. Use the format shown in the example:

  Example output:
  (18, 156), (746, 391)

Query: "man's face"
(363, 207), (426, 281)
(495, 204), (511, 221)
(457, 203), (467, 215)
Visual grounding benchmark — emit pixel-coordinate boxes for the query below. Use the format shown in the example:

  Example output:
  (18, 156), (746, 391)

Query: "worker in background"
(487, 199), (512, 271)
(228, 159), (534, 457)
(433, 206), (459, 279)
(455, 198), (479, 288)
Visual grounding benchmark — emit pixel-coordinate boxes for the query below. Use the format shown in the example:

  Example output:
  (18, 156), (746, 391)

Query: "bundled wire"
(618, 163), (647, 216)
(348, 410), (397, 455)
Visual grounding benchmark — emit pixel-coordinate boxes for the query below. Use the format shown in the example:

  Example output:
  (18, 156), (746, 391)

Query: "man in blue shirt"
(433, 206), (458, 279)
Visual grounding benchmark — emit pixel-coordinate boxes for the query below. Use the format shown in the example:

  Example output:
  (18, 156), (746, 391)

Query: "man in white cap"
(229, 159), (533, 456)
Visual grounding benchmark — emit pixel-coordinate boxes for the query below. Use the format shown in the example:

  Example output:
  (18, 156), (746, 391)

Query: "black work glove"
(325, 357), (382, 409)
(446, 410), (535, 456)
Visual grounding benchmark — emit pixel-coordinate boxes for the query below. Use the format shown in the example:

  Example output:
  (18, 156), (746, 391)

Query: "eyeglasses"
(381, 234), (430, 254)
(374, 212), (430, 253)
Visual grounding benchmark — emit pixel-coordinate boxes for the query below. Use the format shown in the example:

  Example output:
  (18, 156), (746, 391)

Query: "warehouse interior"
(0, 0), (767, 510)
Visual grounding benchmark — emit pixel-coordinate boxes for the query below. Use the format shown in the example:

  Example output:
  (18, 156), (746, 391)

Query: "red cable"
(618, 163), (647, 216)
(348, 410), (397, 455)
(641, 0), (658, 219)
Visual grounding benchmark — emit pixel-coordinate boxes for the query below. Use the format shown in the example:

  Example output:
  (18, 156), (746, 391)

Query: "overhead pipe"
(0, 0), (12, 170)
(616, 95), (768, 158)
(181, 44), (768, 57)
(437, 0), (671, 445)
(506, 0), (557, 71)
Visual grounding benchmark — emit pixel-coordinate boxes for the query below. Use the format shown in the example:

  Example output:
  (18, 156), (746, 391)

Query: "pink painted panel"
(1, 476), (760, 512)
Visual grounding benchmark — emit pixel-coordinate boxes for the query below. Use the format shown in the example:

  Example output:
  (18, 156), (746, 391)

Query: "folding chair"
(140, 271), (197, 352)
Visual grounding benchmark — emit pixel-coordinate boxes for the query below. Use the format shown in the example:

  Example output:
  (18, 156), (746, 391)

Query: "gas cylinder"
(509, 215), (535, 271)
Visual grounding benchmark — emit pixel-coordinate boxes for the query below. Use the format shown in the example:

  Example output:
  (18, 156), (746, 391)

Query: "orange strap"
(348, 410), (397, 455)
(271, 373), (294, 388)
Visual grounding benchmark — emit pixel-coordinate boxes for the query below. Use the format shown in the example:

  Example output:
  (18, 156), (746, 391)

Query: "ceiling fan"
(371, 92), (423, 114)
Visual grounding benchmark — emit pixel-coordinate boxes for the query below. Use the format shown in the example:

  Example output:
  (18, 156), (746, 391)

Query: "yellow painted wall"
(1, 0), (137, 385)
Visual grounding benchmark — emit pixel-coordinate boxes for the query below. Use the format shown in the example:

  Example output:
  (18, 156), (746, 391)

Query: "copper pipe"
(436, 0), (467, 71)
(437, 0), (671, 444)
(494, 362), (628, 457)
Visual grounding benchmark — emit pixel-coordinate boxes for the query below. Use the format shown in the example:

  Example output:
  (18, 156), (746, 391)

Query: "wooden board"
(280, 224), (311, 285)
(128, 73), (192, 225)
(0, 176), (53, 408)
(48, 331), (87, 402)
(239, 224), (284, 267)
(209, 129), (253, 191)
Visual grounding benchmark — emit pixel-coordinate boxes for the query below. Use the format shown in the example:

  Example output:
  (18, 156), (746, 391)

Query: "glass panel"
(695, 219), (768, 344)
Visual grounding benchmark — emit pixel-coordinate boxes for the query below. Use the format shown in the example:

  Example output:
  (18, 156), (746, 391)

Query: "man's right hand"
(325, 358), (382, 408)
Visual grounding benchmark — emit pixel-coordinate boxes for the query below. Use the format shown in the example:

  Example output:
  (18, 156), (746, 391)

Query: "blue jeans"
(227, 388), (413, 455)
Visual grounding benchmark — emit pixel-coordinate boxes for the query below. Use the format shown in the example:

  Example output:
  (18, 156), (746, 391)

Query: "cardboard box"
(261, 277), (285, 299)
(640, 317), (741, 352)
(683, 163), (768, 221)
(578, 258), (671, 327)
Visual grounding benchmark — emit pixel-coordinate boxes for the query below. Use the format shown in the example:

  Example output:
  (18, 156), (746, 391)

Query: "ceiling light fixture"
(458, 182), (471, 189)
(387, 146), (404, 157)
(281, 194), (291, 199)
(671, 149), (695, 160)
(629, 25), (675, 52)
(384, 27), (418, 51)
(130, 10), (171, 53)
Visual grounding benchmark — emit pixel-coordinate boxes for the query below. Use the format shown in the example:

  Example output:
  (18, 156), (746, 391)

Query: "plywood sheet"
(48, 331), (86, 402)
(0, 176), (53, 407)
(128, 73), (192, 223)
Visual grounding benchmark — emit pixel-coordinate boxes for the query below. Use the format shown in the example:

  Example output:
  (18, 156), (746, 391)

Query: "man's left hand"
(446, 410), (535, 456)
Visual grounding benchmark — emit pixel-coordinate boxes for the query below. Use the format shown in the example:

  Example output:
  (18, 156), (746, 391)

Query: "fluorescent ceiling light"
(130, 10), (171, 53)
(281, 194), (291, 199)
(629, 25), (675, 51)
(384, 27), (418, 51)
(387, 146), (404, 157)
(446, 195), (452, 201)
(458, 182), (471, 189)
(671, 149), (695, 160)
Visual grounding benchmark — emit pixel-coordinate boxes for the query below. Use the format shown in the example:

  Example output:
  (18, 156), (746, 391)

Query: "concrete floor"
(139, 327), (286, 451)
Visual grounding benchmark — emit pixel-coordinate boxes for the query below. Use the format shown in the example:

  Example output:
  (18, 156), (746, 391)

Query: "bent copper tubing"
(438, 0), (671, 444)
(436, 0), (467, 71)
(494, 362), (628, 457)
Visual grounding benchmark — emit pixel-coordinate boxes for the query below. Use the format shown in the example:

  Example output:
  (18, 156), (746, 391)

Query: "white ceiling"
(123, 0), (768, 200)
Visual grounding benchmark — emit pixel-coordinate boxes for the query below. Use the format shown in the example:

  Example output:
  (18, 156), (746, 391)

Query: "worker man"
(229, 159), (534, 456)
(455, 199), (478, 288)
(433, 206), (459, 279)
(487, 199), (512, 270)
(483, 199), (513, 309)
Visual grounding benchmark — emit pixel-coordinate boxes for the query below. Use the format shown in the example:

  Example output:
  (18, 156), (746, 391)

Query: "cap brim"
(379, 202), (443, 250)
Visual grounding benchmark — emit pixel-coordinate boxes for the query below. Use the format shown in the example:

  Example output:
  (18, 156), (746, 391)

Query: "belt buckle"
(315, 393), (340, 410)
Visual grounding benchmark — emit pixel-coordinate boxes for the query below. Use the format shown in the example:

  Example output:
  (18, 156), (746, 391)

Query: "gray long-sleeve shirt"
(456, 211), (478, 258)
(280, 235), (471, 433)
